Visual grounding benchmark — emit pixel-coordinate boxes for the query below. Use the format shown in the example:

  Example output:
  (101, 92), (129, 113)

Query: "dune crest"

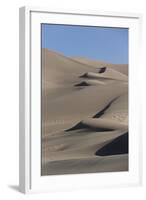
(80, 69), (127, 81)
(82, 118), (128, 131)
(72, 56), (128, 75)
(75, 80), (105, 86)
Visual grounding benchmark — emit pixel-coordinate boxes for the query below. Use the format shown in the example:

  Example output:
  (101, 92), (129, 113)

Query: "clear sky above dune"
(41, 24), (128, 64)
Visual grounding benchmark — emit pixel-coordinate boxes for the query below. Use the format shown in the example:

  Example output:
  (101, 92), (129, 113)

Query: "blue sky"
(41, 24), (128, 64)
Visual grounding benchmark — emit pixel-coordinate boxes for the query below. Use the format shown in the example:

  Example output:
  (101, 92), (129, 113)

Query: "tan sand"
(41, 48), (128, 175)
(72, 57), (128, 75)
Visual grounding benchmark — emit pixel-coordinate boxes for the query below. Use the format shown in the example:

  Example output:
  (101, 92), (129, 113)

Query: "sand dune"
(72, 57), (128, 75)
(96, 133), (128, 156)
(41, 48), (128, 175)
(42, 83), (127, 125)
(80, 69), (128, 81)
(42, 154), (128, 175)
(75, 79), (105, 86)
(81, 118), (128, 130)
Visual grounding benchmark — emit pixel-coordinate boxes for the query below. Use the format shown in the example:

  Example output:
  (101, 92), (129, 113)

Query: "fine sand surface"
(41, 48), (128, 176)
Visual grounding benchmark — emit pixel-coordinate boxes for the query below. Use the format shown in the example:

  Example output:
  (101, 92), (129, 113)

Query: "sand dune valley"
(41, 48), (128, 176)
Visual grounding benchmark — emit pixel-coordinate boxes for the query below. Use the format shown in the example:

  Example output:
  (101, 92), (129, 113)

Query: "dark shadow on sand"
(95, 132), (128, 156)
(65, 97), (118, 132)
(65, 121), (113, 132)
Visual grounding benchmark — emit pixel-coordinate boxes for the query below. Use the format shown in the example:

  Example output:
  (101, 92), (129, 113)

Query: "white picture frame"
(19, 6), (142, 194)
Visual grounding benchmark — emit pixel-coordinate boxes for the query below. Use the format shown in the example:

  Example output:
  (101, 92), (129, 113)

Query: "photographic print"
(41, 24), (128, 176)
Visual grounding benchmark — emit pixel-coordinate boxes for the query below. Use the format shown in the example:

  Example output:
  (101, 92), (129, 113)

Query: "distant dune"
(72, 57), (128, 75)
(41, 48), (128, 176)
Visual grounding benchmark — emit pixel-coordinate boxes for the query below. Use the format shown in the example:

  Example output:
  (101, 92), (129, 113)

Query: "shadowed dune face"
(74, 79), (105, 86)
(95, 133), (128, 156)
(41, 48), (128, 176)
(98, 67), (107, 73)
